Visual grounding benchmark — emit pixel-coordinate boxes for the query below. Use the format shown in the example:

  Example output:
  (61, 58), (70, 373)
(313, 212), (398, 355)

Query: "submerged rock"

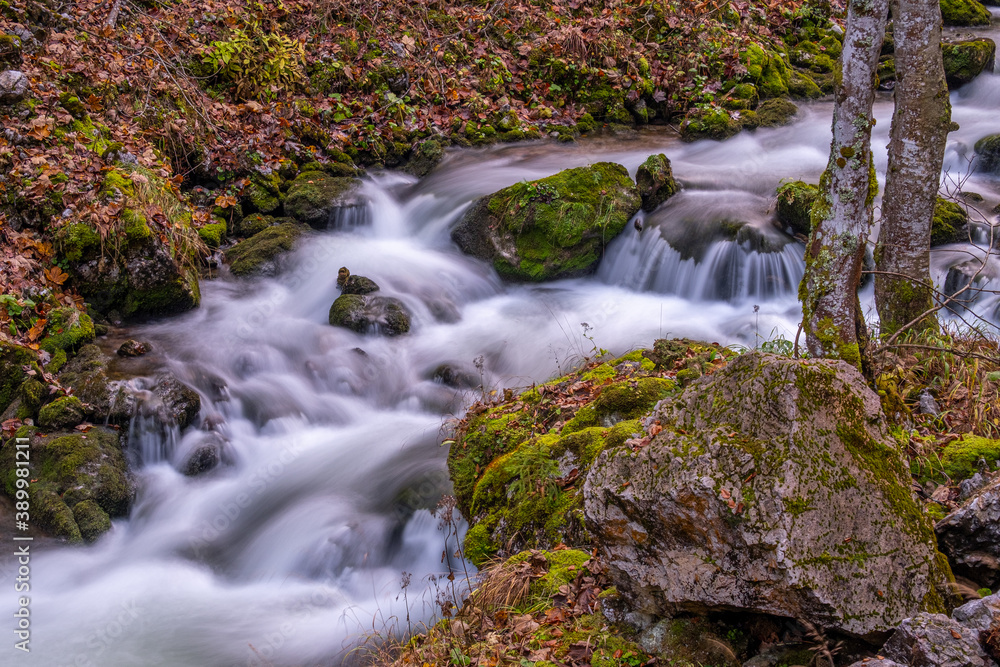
(932, 197), (970, 246)
(775, 180), (820, 236)
(150, 374), (201, 429)
(117, 339), (150, 357)
(635, 153), (679, 212)
(328, 294), (411, 336)
(584, 352), (954, 639)
(943, 39), (996, 88)
(225, 221), (309, 277)
(340, 274), (380, 295)
(451, 162), (640, 281)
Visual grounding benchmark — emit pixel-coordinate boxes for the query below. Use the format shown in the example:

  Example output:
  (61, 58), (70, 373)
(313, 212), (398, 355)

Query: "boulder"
(284, 171), (366, 229)
(943, 39), (996, 88)
(225, 221), (309, 277)
(0, 69), (27, 105)
(940, 0), (992, 26)
(776, 180), (820, 236)
(755, 98), (799, 127)
(952, 593), (1000, 634)
(181, 432), (225, 476)
(117, 339), (150, 357)
(679, 106), (741, 141)
(583, 352), (954, 639)
(406, 138), (445, 177)
(0, 426), (133, 542)
(451, 162), (641, 281)
(150, 374), (201, 429)
(0, 33), (22, 69)
(0, 341), (37, 415)
(635, 154), (679, 212)
(241, 172), (283, 216)
(937, 475), (1000, 588)
(932, 198), (970, 246)
(881, 613), (987, 667)
(341, 274), (380, 295)
(328, 294), (411, 336)
(58, 344), (135, 425)
(976, 135), (1000, 175)
(38, 395), (86, 429)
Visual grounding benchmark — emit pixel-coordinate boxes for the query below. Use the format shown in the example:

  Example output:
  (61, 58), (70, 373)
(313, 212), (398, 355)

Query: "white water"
(4, 68), (1000, 667)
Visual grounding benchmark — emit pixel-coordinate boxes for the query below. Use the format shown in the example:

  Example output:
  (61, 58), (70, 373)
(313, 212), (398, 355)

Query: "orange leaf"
(45, 266), (69, 286)
(720, 488), (731, 499)
(27, 318), (47, 342)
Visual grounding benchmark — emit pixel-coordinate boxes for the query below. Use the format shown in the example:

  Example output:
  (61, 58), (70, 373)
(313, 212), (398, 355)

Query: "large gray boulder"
(283, 171), (366, 229)
(583, 352), (954, 639)
(881, 613), (988, 667)
(937, 477), (1000, 589)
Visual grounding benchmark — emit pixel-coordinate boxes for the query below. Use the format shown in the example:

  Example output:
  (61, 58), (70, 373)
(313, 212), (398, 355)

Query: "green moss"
(940, 0), (992, 26)
(776, 180), (820, 235)
(790, 41), (837, 74)
(121, 208), (153, 243)
(58, 92), (88, 119)
(59, 222), (101, 262)
(975, 134), (1000, 174)
(99, 169), (135, 199)
(462, 522), (498, 566)
(756, 98), (799, 127)
(535, 549), (591, 595)
(225, 222), (308, 276)
(931, 197), (969, 246)
(0, 342), (35, 415)
(73, 499), (112, 542)
(17, 378), (46, 421)
(244, 173), (283, 215)
(941, 436), (1000, 481)
(198, 222), (227, 249)
(39, 307), (95, 354)
(562, 378), (675, 434)
(38, 396), (86, 429)
(679, 106), (741, 141)
(742, 44), (790, 98)
(944, 39), (997, 88)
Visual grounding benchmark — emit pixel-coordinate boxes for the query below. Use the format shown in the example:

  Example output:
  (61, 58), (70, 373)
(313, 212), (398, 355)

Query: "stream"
(5, 44), (1000, 667)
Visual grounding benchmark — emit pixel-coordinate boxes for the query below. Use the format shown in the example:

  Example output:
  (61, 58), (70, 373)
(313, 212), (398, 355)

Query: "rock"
(236, 212), (276, 238)
(932, 198), (970, 246)
(742, 44), (790, 98)
(451, 162), (641, 281)
(584, 352), (954, 639)
(755, 98), (799, 127)
(341, 274), (380, 295)
(284, 172), (366, 229)
(0, 69), (28, 105)
(943, 39), (996, 88)
(38, 306), (94, 354)
(117, 339), (150, 357)
(938, 475), (1000, 588)
(328, 294), (411, 336)
(58, 344), (135, 425)
(406, 138), (445, 177)
(940, 0), (992, 26)
(150, 374), (201, 429)
(0, 340), (36, 415)
(241, 172), (283, 215)
(181, 433), (224, 476)
(225, 222), (309, 277)
(976, 135), (1000, 175)
(0, 426), (133, 542)
(789, 40), (837, 73)
(960, 473), (988, 501)
(636, 154), (679, 212)
(776, 180), (820, 236)
(38, 396), (86, 429)
(788, 69), (824, 99)
(951, 591), (1000, 633)
(197, 222), (226, 249)
(680, 106), (741, 141)
(881, 613), (987, 667)
(844, 659), (907, 667)
(0, 33), (22, 68)
(919, 389), (942, 415)
(638, 618), (740, 667)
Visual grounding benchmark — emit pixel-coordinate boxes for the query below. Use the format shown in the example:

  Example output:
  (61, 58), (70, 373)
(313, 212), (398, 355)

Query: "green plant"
(202, 16), (305, 100)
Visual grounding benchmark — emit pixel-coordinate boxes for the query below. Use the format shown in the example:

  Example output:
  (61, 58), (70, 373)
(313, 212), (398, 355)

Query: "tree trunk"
(875, 0), (950, 336)
(800, 0), (888, 368)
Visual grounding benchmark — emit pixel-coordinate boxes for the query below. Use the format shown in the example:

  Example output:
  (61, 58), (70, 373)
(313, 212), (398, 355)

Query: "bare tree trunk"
(875, 0), (950, 336)
(800, 0), (888, 368)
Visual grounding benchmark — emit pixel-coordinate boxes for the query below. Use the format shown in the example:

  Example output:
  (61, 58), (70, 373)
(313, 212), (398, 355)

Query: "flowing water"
(5, 61), (1000, 667)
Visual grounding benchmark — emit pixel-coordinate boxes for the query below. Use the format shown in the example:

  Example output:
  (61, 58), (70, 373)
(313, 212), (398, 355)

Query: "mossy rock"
(722, 82), (759, 110)
(242, 172), (283, 215)
(58, 92), (87, 119)
(635, 153), (679, 212)
(197, 222), (227, 249)
(237, 213), (277, 238)
(0, 342), (35, 415)
(72, 499), (112, 542)
(940, 0), (992, 26)
(16, 378), (46, 421)
(776, 180), (820, 236)
(755, 98), (799, 127)
(975, 134), (1000, 173)
(405, 138), (445, 177)
(328, 294), (411, 336)
(560, 378), (676, 434)
(878, 57), (897, 87)
(38, 307), (95, 354)
(341, 274), (380, 295)
(788, 69), (824, 99)
(943, 39), (997, 88)
(0, 32), (22, 68)
(0, 426), (133, 542)
(789, 41), (837, 74)
(931, 197), (969, 246)
(741, 44), (790, 98)
(679, 106), (741, 141)
(284, 172), (365, 229)
(38, 396), (85, 429)
(941, 436), (1000, 481)
(451, 162), (641, 282)
(225, 222), (309, 277)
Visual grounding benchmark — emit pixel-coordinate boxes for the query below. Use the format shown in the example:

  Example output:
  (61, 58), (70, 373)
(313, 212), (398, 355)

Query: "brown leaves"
(44, 266), (69, 286)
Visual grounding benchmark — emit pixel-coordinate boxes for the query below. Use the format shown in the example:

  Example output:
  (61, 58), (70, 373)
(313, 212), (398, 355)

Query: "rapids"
(4, 59), (1000, 667)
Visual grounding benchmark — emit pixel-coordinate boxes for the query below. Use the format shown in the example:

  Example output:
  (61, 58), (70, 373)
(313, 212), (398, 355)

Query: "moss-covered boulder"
(225, 222), (309, 277)
(941, 436), (1000, 481)
(940, 0), (992, 26)
(776, 180), (820, 236)
(932, 197), (969, 246)
(448, 348), (721, 566)
(38, 396), (86, 429)
(679, 106), (741, 141)
(755, 98), (799, 127)
(943, 39), (997, 88)
(328, 294), (411, 336)
(742, 44), (790, 98)
(635, 153), (679, 212)
(197, 222), (227, 249)
(789, 40), (837, 73)
(788, 69), (824, 99)
(584, 352), (954, 639)
(283, 171), (365, 229)
(38, 306), (94, 354)
(975, 134), (1000, 174)
(0, 341), (37, 415)
(0, 32), (22, 69)
(237, 213), (277, 238)
(0, 426), (133, 542)
(406, 138), (445, 177)
(451, 162), (641, 281)
(340, 273), (380, 295)
(58, 344), (135, 425)
(241, 172), (283, 216)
